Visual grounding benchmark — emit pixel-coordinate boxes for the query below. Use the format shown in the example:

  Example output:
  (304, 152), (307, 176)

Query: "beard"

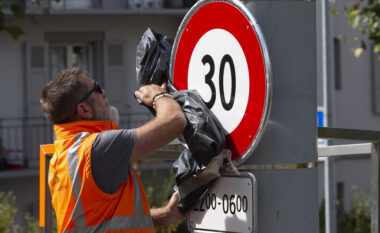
(88, 98), (120, 125)
(108, 105), (119, 125)
(93, 106), (110, 121)
(91, 98), (110, 121)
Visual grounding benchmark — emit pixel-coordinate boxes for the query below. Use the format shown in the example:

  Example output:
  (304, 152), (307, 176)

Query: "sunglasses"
(79, 81), (102, 103)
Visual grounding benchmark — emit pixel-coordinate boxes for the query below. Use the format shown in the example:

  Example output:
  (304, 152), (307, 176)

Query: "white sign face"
(188, 29), (250, 134)
(188, 175), (256, 233)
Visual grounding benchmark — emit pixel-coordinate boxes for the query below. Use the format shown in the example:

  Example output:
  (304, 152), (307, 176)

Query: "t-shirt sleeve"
(91, 129), (136, 194)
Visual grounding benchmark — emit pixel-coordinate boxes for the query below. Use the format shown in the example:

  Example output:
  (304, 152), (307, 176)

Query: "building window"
(334, 37), (342, 90)
(372, 50), (380, 114)
(50, 0), (93, 10)
(51, 43), (93, 78)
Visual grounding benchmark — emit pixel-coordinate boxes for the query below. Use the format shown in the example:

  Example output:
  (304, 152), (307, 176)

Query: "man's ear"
(76, 102), (94, 120)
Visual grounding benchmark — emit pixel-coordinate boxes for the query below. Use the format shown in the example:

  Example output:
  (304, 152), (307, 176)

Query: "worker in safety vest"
(40, 67), (187, 233)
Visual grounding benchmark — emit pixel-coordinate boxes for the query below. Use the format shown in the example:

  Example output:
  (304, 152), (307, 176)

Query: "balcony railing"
(0, 112), (151, 170)
(19, 0), (191, 13)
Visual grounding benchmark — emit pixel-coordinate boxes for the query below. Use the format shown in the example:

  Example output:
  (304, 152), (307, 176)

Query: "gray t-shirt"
(91, 129), (136, 194)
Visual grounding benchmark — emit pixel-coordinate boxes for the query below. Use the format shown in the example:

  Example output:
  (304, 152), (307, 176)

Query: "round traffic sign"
(170, 0), (272, 166)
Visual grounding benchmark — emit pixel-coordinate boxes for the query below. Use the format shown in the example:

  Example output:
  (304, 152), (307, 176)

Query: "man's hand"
(134, 83), (167, 107)
(165, 192), (185, 222)
(150, 192), (185, 228)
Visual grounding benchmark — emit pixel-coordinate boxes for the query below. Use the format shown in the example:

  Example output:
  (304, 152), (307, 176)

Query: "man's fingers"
(169, 192), (179, 204)
(134, 91), (140, 98)
(135, 84), (167, 106)
(134, 91), (142, 104)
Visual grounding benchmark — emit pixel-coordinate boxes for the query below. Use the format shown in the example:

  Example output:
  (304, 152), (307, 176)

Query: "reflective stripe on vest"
(64, 132), (153, 233)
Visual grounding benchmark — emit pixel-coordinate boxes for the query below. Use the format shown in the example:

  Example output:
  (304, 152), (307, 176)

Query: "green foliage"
(21, 213), (39, 233)
(0, 191), (41, 233)
(0, 0), (41, 40)
(319, 188), (371, 233)
(0, 191), (18, 233)
(337, 188), (370, 233)
(142, 169), (188, 233)
(345, 0), (380, 59)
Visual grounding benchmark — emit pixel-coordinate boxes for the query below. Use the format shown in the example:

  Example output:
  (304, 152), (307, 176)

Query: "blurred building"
(316, 0), (380, 223)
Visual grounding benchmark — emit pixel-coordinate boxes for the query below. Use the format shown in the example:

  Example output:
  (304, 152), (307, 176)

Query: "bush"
(319, 187), (371, 233)
(337, 188), (370, 233)
(141, 169), (189, 233)
(0, 191), (39, 233)
(0, 191), (18, 233)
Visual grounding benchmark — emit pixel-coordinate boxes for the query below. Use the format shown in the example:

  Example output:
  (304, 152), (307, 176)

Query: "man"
(40, 67), (187, 233)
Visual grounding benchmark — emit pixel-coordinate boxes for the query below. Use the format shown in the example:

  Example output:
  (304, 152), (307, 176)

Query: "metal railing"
(318, 127), (380, 233)
(0, 117), (53, 168)
(0, 112), (152, 169)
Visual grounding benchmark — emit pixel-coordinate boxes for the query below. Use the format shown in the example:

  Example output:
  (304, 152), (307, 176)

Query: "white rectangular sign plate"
(188, 173), (257, 233)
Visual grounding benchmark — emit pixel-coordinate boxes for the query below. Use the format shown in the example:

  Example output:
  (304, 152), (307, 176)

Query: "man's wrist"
(152, 92), (173, 110)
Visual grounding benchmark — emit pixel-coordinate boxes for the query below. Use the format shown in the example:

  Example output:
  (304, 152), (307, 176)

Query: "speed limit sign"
(170, 0), (272, 166)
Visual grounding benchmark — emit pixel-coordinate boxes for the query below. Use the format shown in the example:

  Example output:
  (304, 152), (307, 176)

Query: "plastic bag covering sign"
(171, 0), (272, 165)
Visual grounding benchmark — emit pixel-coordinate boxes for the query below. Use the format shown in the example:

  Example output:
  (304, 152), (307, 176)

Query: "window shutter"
(25, 0), (48, 12)
(373, 56), (380, 114)
(102, 0), (126, 9)
(104, 41), (127, 114)
(25, 42), (49, 118)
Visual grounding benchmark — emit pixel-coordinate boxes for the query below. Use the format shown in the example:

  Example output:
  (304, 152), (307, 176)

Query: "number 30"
(201, 54), (236, 110)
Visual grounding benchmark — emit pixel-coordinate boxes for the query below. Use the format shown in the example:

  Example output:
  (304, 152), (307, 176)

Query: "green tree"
(345, 0), (380, 59)
(0, 191), (18, 233)
(337, 188), (370, 233)
(0, 191), (43, 233)
(319, 187), (371, 233)
(141, 169), (188, 233)
(0, 0), (40, 40)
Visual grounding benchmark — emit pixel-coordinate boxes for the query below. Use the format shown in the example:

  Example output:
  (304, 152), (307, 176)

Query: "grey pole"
(324, 157), (337, 233)
(241, 1), (318, 232)
(371, 141), (380, 233)
(321, 0), (333, 128)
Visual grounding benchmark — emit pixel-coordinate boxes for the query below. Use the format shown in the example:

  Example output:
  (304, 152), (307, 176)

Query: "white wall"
(0, 36), (25, 118)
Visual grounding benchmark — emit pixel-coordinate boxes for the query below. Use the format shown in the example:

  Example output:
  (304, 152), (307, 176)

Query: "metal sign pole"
(242, 0), (318, 232)
(324, 157), (336, 233)
(371, 141), (380, 233)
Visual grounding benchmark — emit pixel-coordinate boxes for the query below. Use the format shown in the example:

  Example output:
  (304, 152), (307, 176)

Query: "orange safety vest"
(49, 120), (154, 233)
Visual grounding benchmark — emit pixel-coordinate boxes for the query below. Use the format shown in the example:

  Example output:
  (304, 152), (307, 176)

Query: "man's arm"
(130, 84), (187, 163)
(150, 192), (185, 228)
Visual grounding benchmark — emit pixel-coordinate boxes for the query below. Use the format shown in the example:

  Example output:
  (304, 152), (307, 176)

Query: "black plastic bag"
(135, 28), (176, 115)
(172, 90), (226, 212)
(173, 149), (226, 212)
(136, 28), (226, 212)
(172, 90), (225, 166)
(136, 28), (174, 90)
